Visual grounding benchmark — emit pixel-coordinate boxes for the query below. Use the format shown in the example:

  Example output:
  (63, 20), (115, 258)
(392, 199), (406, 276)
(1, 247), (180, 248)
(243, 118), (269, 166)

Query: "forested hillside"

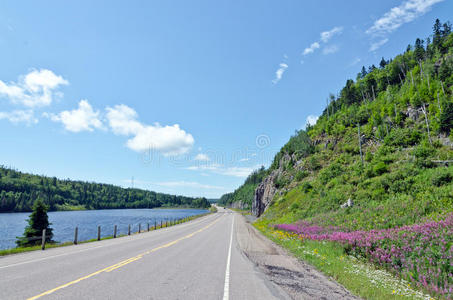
(221, 19), (453, 298)
(218, 166), (267, 208)
(0, 166), (210, 212)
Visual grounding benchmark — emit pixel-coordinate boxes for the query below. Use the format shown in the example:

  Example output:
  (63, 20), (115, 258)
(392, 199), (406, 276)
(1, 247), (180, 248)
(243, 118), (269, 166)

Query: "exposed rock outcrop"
(231, 201), (248, 210)
(252, 154), (292, 217)
(252, 170), (278, 217)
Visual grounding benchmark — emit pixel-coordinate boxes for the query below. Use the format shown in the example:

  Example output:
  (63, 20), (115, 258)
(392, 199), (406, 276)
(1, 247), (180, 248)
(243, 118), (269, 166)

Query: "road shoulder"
(234, 213), (359, 299)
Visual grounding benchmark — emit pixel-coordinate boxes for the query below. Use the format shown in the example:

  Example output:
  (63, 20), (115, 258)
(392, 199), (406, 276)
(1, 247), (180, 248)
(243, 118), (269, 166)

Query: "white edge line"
(223, 214), (234, 300)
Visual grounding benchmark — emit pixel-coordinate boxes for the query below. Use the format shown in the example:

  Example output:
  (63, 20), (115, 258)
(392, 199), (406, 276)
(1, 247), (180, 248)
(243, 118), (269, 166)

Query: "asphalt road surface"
(0, 208), (290, 299)
(1, 208), (357, 299)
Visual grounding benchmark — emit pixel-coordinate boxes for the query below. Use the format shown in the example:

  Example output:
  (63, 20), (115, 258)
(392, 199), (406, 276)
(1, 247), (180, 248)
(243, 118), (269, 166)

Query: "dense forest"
(0, 166), (210, 212)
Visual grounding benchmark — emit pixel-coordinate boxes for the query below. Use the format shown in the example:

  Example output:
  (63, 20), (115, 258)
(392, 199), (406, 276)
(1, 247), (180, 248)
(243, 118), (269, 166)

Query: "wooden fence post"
(41, 229), (46, 250)
(128, 225), (131, 235)
(154, 221), (157, 230)
(147, 223), (150, 232)
(138, 223), (141, 233)
(114, 225), (117, 238)
(74, 227), (78, 245)
(97, 226), (101, 241)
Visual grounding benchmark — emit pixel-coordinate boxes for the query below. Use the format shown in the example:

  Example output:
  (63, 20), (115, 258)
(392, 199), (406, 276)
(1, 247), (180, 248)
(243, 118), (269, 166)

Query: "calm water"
(0, 208), (208, 250)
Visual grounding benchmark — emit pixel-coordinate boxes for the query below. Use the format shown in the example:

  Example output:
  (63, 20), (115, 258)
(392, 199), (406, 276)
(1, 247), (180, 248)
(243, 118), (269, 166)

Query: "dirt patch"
(235, 214), (360, 300)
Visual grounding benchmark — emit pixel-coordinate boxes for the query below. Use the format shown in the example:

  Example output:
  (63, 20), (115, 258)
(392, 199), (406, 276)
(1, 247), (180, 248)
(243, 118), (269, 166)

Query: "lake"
(0, 208), (208, 250)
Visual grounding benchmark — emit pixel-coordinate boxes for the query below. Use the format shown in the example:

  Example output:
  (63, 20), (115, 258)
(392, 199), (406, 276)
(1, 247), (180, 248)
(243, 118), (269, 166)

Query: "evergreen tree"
(379, 57), (387, 69)
(442, 21), (451, 37)
(439, 101), (453, 135)
(360, 66), (367, 79)
(414, 38), (425, 61)
(433, 19), (442, 48)
(16, 199), (53, 247)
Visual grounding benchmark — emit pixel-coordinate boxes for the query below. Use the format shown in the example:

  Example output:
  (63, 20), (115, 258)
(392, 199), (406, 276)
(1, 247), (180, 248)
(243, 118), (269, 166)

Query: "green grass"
(54, 204), (87, 211)
(254, 220), (433, 300)
(0, 212), (212, 257)
(230, 208), (251, 215)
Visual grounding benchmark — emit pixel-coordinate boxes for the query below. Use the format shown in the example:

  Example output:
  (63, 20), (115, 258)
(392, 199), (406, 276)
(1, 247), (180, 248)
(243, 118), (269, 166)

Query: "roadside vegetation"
(224, 19), (453, 299)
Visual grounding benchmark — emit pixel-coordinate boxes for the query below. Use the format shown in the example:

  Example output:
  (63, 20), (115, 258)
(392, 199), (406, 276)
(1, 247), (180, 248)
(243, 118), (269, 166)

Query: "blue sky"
(0, 0), (451, 198)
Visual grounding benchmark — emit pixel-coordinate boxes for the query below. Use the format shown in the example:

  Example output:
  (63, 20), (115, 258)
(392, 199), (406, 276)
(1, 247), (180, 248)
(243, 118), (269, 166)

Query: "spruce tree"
(16, 199), (53, 247)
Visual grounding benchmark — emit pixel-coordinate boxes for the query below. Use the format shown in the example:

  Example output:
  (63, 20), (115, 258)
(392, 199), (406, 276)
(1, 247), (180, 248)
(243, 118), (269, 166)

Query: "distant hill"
(0, 166), (210, 212)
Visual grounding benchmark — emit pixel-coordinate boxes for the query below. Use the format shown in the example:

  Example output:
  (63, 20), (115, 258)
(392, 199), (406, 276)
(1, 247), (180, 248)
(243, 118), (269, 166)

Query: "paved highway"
(0, 208), (289, 299)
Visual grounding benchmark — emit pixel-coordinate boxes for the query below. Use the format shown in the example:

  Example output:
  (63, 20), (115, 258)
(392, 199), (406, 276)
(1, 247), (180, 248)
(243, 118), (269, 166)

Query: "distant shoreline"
(0, 206), (211, 214)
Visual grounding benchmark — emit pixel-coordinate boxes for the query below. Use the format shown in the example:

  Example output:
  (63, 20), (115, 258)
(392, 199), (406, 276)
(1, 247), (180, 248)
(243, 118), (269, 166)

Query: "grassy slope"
(223, 23), (453, 299)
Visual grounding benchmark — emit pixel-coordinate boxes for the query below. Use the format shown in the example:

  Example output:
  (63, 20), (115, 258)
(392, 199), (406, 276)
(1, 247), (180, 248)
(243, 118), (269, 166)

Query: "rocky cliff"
(252, 153), (294, 217)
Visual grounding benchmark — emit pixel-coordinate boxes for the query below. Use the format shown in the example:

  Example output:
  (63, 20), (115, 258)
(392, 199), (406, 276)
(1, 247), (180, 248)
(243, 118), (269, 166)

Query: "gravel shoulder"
(234, 213), (360, 300)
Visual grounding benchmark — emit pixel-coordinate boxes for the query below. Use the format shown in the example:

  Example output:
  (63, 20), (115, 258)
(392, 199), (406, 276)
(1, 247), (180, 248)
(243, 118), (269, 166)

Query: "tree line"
(0, 166), (210, 212)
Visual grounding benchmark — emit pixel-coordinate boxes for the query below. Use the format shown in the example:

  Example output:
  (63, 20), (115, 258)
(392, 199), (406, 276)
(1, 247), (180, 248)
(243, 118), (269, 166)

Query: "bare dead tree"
(421, 103), (432, 146)
(437, 91), (442, 114)
(357, 123), (363, 166)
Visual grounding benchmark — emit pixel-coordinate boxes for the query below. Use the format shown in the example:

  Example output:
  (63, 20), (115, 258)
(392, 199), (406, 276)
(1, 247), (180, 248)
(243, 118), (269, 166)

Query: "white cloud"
(106, 104), (142, 135)
(366, 0), (444, 36)
(0, 69), (68, 107)
(320, 26), (343, 43)
(155, 181), (225, 190)
(0, 110), (38, 125)
(369, 38), (389, 52)
(303, 42), (320, 55)
(303, 26), (343, 56)
(239, 158), (250, 162)
(186, 163), (255, 178)
(218, 167), (255, 178)
(194, 153), (210, 161)
(305, 115), (319, 128)
(272, 63), (288, 84)
(349, 57), (361, 66)
(47, 100), (103, 132)
(186, 163), (222, 172)
(322, 45), (339, 55)
(106, 104), (194, 155)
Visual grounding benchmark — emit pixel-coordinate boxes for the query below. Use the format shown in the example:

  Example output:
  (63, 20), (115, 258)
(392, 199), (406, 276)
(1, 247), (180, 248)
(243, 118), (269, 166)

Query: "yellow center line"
(27, 215), (223, 300)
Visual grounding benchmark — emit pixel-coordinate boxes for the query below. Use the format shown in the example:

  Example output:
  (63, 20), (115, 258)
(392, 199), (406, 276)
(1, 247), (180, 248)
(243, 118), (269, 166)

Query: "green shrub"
(290, 202), (300, 211)
(431, 169), (452, 186)
(373, 161), (388, 175)
(365, 151), (373, 162)
(295, 170), (309, 181)
(384, 128), (421, 147)
(319, 163), (343, 184)
(307, 156), (321, 171)
(301, 182), (313, 193)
